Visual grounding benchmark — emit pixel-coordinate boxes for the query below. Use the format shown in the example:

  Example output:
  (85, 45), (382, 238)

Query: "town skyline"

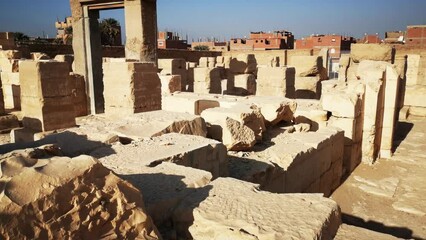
(0, 0), (425, 41)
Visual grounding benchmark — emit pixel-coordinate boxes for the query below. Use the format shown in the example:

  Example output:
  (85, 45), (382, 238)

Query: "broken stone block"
(193, 67), (223, 94)
(117, 162), (212, 229)
(350, 44), (393, 63)
(158, 58), (187, 91)
(0, 151), (160, 239)
(90, 133), (228, 179)
(0, 114), (19, 132)
(256, 66), (296, 98)
(103, 61), (161, 116)
(160, 74), (182, 94)
(30, 52), (50, 60)
(201, 105), (266, 143)
(243, 96), (297, 126)
(233, 73), (256, 96)
(229, 54), (257, 74)
(19, 61), (76, 131)
(173, 178), (341, 240)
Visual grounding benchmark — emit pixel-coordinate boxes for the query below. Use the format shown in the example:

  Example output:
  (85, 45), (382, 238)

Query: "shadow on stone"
(342, 213), (421, 240)
(393, 121), (414, 151)
(0, 131), (115, 157)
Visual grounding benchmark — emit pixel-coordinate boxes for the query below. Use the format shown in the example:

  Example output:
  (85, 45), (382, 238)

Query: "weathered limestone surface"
(201, 105), (266, 150)
(334, 224), (399, 240)
(406, 54), (421, 86)
(54, 54), (74, 71)
(173, 178), (341, 240)
(90, 133), (228, 179)
(20, 61), (76, 131)
(256, 66), (295, 98)
(350, 44), (393, 63)
(295, 75), (322, 99)
(404, 85), (426, 108)
(356, 60), (391, 81)
(0, 148), (160, 239)
(103, 60), (161, 116)
(193, 67), (223, 94)
(0, 50), (21, 110)
(289, 55), (325, 78)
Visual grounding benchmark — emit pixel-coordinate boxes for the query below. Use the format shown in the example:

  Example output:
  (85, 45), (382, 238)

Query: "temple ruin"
(0, 0), (425, 239)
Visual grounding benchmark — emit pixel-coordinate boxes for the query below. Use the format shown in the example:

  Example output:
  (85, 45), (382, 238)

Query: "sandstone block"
(201, 105), (266, 144)
(404, 85), (426, 107)
(54, 54), (74, 71)
(338, 55), (350, 82)
(0, 151), (160, 239)
(193, 67), (223, 94)
(0, 72), (19, 85)
(160, 74), (182, 94)
(103, 61), (161, 115)
(69, 73), (87, 117)
(321, 84), (362, 118)
(229, 54), (257, 74)
(256, 66), (296, 98)
(173, 178), (341, 240)
(294, 99), (328, 131)
(1, 83), (20, 110)
(158, 58), (187, 91)
(290, 55), (324, 77)
(243, 96), (297, 126)
(295, 76), (321, 99)
(335, 224), (399, 240)
(356, 60), (391, 81)
(351, 44), (393, 63)
(233, 73), (256, 96)
(19, 61), (76, 131)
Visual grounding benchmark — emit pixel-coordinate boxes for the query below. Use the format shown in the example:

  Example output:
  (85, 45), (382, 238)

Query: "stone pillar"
(125, 0), (158, 64)
(103, 59), (161, 116)
(20, 61), (76, 132)
(71, 1), (104, 115)
(0, 80), (5, 116)
(380, 66), (400, 158)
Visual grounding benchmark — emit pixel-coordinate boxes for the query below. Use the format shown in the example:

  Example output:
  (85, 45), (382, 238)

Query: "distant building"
(406, 25), (426, 47)
(158, 32), (188, 50)
(55, 17), (73, 41)
(384, 31), (405, 44)
(295, 35), (356, 58)
(191, 41), (228, 51)
(229, 30), (294, 51)
(358, 34), (382, 44)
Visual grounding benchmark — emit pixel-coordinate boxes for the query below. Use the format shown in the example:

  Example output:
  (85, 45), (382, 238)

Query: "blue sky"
(0, 0), (425, 41)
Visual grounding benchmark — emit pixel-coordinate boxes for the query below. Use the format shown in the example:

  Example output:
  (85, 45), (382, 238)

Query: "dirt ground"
(331, 116), (426, 239)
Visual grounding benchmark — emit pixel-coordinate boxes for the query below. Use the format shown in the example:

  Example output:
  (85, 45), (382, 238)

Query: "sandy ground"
(332, 116), (426, 239)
